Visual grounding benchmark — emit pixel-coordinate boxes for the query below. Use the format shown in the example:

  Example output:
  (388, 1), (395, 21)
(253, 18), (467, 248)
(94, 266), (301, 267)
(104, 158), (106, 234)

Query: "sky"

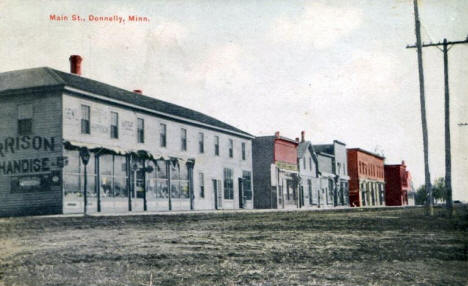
(0, 0), (467, 200)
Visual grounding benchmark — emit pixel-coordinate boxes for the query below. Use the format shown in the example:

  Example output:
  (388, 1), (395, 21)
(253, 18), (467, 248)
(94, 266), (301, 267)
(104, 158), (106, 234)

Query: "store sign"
(0, 136), (56, 157)
(0, 136), (66, 193)
(10, 170), (62, 193)
(0, 156), (67, 175)
(275, 161), (298, 171)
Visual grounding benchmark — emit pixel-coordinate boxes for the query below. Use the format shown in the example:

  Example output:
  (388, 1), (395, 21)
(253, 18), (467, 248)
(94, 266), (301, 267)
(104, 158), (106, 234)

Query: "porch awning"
(63, 140), (193, 163)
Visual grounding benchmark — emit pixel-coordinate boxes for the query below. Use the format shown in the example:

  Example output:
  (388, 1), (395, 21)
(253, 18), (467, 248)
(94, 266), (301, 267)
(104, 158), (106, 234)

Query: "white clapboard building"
(0, 55), (253, 216)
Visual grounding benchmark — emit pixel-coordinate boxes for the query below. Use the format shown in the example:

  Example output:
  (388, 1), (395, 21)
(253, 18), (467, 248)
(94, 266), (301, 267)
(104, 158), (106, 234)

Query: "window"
(137, 118), (144, 143)
(309, 157), (313, 170)
(337, 162), (341, 175)
(303, 157), (306, 169)
(242, 171), (252, 200)
(241, 142), (246, 160)
(214, 136), (220, 156)
(81, 105), (90, 134)
(228, 139), (233, 158)
(170, 163), (189, 199)
(110, 112), (119, 139)
(223, 168), (234, 200)
(181, 128), (187, 151)
(160, 123), (167, 147)
(198, 132), (204, 153)
(199, 172), (205, 198)
(18, 104), (33, 135)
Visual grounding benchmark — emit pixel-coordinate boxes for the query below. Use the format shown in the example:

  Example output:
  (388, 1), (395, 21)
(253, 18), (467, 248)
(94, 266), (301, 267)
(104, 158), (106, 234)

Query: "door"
(238, 178), (244, 209)
(213, 179), (223, 210)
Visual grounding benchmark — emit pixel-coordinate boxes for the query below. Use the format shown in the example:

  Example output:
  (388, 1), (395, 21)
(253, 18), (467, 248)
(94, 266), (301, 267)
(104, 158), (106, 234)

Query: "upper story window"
(81, 105), (90, 134)
(309, 157), (313, 170)
(303, 157), (306, 169)
(337, 162), (341, 174)
(198, 132), (204, 153)
(160, 123), (167, 147)
(228, 139), (233, 158)
(214, 136), (220, 156)
(137, 118), (144, 143)
(110, 112), (119, 139)
(241, 142), (246, 160)
(18, 104), (33, 135)
(181, 128), (187, 151)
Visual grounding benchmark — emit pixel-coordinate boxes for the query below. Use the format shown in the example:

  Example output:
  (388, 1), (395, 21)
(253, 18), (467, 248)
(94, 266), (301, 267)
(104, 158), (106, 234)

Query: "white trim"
(64, 86), (254, 139)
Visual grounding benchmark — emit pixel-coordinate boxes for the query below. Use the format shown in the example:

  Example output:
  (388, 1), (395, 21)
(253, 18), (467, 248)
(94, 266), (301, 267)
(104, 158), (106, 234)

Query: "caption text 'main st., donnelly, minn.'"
(49, 14), (150, 24)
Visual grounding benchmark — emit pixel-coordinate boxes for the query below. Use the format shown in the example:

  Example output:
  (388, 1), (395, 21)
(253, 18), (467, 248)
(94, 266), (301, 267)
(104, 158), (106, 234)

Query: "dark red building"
(347, 148), (385, 207)
(384, 161), (411, 206)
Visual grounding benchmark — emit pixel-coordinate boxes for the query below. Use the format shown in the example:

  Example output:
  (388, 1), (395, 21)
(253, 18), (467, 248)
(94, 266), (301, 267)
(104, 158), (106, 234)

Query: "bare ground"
(0, 207), (467, 286)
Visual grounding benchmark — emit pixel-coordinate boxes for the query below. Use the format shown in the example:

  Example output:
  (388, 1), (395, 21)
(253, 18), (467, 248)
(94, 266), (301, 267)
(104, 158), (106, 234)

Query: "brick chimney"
(69, 55), (83, 75)
(301, 130), (305, 142)
(275, 131), (280, 138)
(295, 137), (300, 143)
(133, 89), (143, 94)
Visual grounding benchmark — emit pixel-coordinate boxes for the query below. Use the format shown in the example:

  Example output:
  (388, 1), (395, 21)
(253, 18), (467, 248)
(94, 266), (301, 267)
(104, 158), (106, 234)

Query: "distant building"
(406, 171), (416, 206)
(253, 132), (299, 209)
(384, 161), (412, 206)
(313, 140), (350, 207)
(347, 148), (385, 207)
(296, 131), (320, 208)
(316, 151), (336, 207)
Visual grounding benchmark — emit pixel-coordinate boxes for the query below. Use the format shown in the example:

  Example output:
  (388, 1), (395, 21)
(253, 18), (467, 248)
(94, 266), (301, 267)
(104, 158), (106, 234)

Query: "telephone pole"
(407, 34), (468, 217)
(407, 0), (433, 215)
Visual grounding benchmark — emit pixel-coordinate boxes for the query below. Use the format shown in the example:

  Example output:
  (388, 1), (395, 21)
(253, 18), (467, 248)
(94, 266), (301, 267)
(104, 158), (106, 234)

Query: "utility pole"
(407, 0), (433, 215)
(407, 36), (468, 217)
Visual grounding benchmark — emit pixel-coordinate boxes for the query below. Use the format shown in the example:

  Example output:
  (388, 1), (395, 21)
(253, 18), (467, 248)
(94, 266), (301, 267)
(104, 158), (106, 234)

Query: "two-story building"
(347, 148), (385, 207)
(313, 140), (350, 207)
(384, 161), (412, 206)
(253, 132), (299, 209)
(0, 55), (254, 216)
(297, 132), (320, 208)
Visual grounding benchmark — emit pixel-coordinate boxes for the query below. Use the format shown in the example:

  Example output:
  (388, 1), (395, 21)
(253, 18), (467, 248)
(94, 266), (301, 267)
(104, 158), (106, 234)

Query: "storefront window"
(62, 149), (97, 213)
(170, 161), (189, 199)
(155, 160), (168, 198)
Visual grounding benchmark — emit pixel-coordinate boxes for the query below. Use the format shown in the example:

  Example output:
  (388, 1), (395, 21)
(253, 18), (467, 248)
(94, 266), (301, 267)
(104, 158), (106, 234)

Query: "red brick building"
(347, 148), (385, 207)
(253, 132), (299, 209)
(384, 161), (411, 206)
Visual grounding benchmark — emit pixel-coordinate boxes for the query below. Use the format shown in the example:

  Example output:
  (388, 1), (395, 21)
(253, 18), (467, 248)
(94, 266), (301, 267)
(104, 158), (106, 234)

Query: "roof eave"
(64, 85), (255, 139)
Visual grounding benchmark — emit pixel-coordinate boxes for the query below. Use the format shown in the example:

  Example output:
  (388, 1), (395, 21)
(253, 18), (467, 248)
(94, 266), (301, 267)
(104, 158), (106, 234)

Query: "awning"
(63, 140), (193, 163)
(319, 171), (336, 178)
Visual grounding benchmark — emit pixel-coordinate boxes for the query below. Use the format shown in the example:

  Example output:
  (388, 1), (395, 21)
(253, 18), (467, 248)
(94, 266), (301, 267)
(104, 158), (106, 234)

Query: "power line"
(407, 36), (468, 217)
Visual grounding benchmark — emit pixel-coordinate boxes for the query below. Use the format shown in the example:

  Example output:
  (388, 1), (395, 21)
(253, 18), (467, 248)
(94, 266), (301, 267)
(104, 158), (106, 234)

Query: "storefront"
(62, 141), (195, 214)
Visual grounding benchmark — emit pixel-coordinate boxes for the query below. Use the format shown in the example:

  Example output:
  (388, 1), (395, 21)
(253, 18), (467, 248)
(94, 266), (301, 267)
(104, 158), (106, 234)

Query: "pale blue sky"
(1, 0), (467, 199)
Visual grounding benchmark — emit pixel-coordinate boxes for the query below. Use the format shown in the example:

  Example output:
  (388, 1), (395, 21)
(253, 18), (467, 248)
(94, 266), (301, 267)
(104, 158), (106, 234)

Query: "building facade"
(347, 148), (385, 207)
(384, 161), (412, 206)
(297, 132), (320, 208)
(0, 56), (254, 216)
(313, 140), (350, 207)
(253, 132), (299, 209)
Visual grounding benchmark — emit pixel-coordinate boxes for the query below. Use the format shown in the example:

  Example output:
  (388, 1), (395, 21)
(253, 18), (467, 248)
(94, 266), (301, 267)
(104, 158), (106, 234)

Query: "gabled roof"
(298, 141), (315, 158)
(0, 67), (253, 138)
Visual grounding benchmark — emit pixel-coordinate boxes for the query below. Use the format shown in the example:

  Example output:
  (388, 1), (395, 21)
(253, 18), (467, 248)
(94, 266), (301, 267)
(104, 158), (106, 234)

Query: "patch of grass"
(0, 206), (467, 285)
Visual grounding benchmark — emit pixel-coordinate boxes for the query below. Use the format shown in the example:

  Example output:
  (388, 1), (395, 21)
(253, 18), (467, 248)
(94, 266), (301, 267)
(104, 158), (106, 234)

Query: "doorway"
(238, 178), (244, 209)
